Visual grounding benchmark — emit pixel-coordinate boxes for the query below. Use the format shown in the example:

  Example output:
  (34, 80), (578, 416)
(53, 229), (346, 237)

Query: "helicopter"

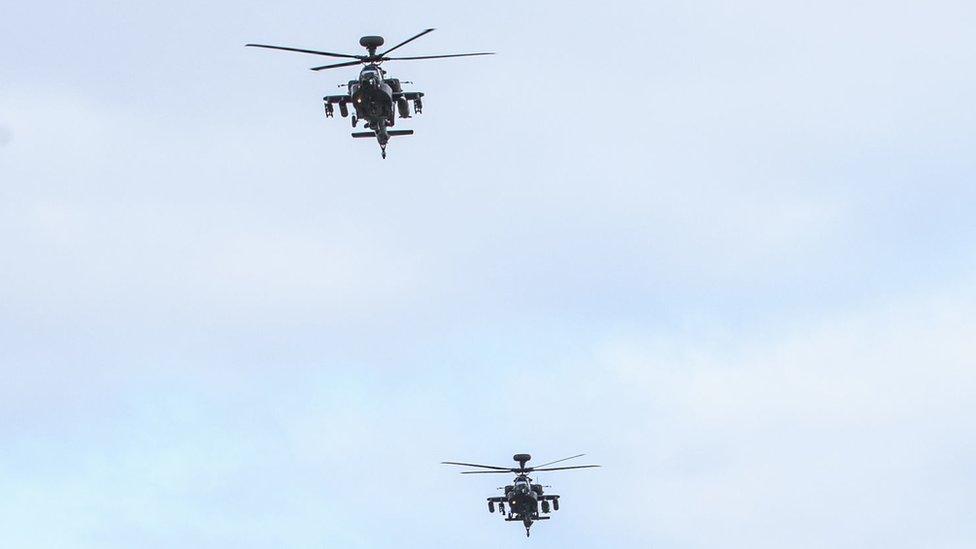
(443, 453), (600, 537)
(246, 29), (493, 158)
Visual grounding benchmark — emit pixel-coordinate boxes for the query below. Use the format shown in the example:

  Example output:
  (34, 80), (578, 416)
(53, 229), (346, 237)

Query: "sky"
(1, 0), (975, 547)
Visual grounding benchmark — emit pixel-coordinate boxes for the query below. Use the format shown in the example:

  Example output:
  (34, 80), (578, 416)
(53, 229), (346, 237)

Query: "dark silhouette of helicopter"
(246, 29), (493, 158)
(443, 453), (600, 537)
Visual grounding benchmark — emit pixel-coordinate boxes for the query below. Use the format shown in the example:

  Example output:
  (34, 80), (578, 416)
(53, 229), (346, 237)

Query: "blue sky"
(2, 1), (975, 547)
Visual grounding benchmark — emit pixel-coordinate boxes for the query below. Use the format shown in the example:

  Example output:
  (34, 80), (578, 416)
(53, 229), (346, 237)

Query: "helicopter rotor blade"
(245, 44), (364, 60)
(531, 465), (601, 472)
(380, 28), (436, 56)
(533, 454), (586, 469)
(441, 461), (511, 471)
(309, 60), (367, 71)
(459, 470), (517, 474)
(384, 52), (495, 61)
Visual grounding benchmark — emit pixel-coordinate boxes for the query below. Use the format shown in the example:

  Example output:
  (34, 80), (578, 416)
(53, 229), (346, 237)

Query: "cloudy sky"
(2, 1), (975, 547)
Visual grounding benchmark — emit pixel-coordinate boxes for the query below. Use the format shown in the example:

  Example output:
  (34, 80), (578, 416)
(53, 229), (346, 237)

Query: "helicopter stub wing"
(323, 94), (351, 104)
(395, 91), (424, 101)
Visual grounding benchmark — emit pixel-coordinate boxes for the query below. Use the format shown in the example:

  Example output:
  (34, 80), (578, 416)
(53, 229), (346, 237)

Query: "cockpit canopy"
(360, 66), (383, 82)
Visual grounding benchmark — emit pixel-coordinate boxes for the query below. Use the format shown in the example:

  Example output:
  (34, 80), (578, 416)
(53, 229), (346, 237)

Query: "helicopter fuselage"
(349, 65), (395, 127)
(324, 64), (424, 157)
(506, 476), (541, 513)
(488, 474), (559, 536)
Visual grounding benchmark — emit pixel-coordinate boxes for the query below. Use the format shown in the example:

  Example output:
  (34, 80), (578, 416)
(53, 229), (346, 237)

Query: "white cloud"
(556, 276), (976, 548)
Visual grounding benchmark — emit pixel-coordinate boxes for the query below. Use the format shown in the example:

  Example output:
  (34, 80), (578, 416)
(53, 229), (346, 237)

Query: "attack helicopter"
(443, 453), (600, 537)
(246, 29), (493, 158)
